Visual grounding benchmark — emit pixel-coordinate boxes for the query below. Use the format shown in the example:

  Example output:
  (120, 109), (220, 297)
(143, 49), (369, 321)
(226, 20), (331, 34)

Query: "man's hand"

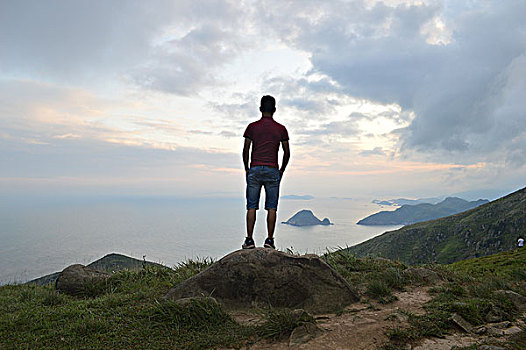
(280, 140), (290, 180)
(243, 138), (251, 179)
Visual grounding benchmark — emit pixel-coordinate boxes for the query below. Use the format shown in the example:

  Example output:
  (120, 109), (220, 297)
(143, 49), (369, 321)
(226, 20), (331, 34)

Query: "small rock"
(479, 346), (505, 350)
(290, 309), (314, 323)
(489, 321), (511, 329)
(450, 313), (473, 333)
(486, 327), (505, 337)
(385, 312), (408, 323)
(485, 306), (505, 323)
(173, 296), (218, 307)
(493, 290), (526, 312)
(503, 326), (522, 335)
(473, 325), (487, 334)
(55, 264), (110, 296)
(403, 267), (441, 285)
(289, 322), (322, 346)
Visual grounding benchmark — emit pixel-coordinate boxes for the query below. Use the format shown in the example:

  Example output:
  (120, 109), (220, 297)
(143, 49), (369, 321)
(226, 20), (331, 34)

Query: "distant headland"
(358, 197), (489, 225)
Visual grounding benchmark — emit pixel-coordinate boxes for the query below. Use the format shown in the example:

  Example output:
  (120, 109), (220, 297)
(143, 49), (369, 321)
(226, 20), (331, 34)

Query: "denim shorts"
(246, 166), (281, 210)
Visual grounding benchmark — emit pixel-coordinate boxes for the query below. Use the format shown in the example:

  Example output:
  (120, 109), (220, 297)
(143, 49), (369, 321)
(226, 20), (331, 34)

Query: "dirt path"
(247, 287), (432, 350)
(239, 286), (525, 350)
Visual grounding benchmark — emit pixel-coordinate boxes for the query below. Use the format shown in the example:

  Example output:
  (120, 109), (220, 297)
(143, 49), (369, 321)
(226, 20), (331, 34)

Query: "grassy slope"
(2, 260), (254, 350)
(347, 186), (526, 264)
(2, 249), (526, 349)
(447, 245), (526, 279)
(1, 257), (313, 350)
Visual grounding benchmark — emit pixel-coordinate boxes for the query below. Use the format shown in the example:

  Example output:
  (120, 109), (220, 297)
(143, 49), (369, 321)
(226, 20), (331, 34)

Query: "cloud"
(253, 0), (526, 165)
(0, 79), (241, 192)
(2, 0), (526, 197)
(0, 1), (176, 82)
(129, 22), (253, 95)
(0, 1), (253, 95)
(359, 147), (386, 156)
(219, 131), (237, 138)
(262, 76), (343, 115)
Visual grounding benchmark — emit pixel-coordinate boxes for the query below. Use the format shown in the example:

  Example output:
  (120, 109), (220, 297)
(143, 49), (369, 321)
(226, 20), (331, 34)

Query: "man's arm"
(243, 137), (252, 176)
(280, 140), (290, 177)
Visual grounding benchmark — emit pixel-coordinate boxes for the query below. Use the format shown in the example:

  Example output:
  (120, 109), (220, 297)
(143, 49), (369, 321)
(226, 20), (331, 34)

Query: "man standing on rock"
(242, 95), (290, 250)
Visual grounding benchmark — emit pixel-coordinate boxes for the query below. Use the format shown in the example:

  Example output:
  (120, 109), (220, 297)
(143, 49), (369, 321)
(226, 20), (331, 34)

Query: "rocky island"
(282, 209), (332, 226)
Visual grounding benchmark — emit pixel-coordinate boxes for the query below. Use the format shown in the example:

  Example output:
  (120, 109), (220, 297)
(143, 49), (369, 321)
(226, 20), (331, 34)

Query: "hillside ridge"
(347, 186), (526, 264)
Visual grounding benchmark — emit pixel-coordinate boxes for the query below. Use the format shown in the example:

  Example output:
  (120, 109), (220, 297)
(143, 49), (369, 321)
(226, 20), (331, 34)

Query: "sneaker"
(264, 237), (275, 249)
(242, 237), (255, 249)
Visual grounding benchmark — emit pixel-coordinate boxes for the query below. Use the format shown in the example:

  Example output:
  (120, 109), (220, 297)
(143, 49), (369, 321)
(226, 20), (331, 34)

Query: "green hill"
(346, 186), (526, 264)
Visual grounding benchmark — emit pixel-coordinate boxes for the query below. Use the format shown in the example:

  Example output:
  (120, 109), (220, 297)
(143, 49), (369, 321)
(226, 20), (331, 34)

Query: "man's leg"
(246, 209), (256, 238)
(245, 167), (261, 248)
(266, 209), (277, 239)
(262, 167), (280, 245)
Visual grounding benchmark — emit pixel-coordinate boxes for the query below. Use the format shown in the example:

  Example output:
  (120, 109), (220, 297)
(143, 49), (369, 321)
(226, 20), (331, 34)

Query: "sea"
(0, 195), (401, 284)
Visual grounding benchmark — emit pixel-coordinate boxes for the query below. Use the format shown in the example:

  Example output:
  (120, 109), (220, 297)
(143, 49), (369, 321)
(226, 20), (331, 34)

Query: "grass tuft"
(255, 306), (315, 340)
(150, 298), (233, 332)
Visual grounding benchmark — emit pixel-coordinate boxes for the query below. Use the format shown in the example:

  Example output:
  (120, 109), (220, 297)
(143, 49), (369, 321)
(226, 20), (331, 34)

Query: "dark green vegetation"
(358, 197), (488, 225)
(28, 253), (165, 286)
(347, 186), (526, 264)
(1, 259), (253, 349)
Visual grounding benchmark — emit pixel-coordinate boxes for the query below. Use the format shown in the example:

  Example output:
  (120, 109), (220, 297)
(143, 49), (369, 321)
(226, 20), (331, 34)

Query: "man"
(242, 95), (290, 249)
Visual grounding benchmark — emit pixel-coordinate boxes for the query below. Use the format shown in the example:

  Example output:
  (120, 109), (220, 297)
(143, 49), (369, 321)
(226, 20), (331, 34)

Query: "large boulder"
(55, 264), (111, 296)
(165, 248), (358, 313)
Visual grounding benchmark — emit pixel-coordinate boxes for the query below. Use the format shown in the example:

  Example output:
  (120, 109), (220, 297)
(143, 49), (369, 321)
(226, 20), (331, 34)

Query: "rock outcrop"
(165, 248), (358, 313)
(55, 264), (110, 296)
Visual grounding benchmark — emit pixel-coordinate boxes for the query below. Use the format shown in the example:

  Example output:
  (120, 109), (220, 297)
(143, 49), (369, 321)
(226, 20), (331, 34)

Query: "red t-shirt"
(243, 116), (289, 168)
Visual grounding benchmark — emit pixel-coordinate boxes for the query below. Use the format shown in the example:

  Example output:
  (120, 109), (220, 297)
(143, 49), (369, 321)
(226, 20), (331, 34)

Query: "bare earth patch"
(239, 286), (525, 350)
(245, 287), (431, 349)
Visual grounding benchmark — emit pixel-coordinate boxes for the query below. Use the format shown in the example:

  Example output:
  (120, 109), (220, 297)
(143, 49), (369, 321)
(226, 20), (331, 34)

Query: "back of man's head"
(260, 95), (276, 114)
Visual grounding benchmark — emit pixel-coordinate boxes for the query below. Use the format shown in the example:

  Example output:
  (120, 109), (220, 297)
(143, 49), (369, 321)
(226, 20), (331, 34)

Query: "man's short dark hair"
(260, 95), (276, 114)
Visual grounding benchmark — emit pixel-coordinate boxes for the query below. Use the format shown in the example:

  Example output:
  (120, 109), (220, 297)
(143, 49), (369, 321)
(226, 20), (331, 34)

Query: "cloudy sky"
(1, 0), (525, 199)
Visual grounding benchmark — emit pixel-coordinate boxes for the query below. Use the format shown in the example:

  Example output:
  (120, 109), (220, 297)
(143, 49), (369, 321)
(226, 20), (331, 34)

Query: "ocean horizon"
(0, 194), (401, 284)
